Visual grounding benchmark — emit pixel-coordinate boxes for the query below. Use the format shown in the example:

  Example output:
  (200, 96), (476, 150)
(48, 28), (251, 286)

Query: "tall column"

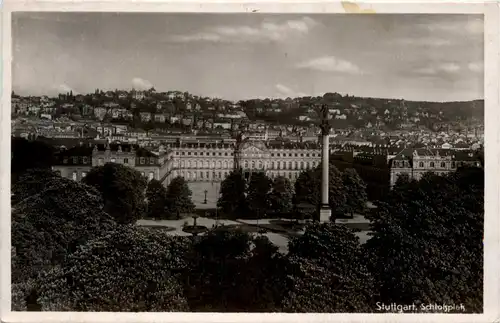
(319, 105), (332, 222)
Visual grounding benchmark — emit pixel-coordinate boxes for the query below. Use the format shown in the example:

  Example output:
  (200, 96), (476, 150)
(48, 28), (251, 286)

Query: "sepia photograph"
(6, 6), (491, 318)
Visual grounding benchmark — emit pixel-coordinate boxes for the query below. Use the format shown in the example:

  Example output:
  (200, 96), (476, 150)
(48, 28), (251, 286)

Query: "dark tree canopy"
(146, 179), (169, 219)
(284, 223), (375, 312)
(165, 176), (195, 218)
(11, 168), (61, 206)
(83, 163), (148, 224)
(12, 177), (116, 284)
(341, 168), (368, 216)
(364, 166), (484, 313)
(268, 176), (294, 216)
(217, 170), (247, 217)
(293, 164), (347, 219)
(246, 172), (272, 219)
(36, 227), (190, 311)
(11, 137), (55, 183)
(183, 228), (288, 312)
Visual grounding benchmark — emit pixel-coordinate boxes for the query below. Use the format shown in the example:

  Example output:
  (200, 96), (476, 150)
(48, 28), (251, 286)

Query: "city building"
(52, 142), (174, 184)
(169, 139), (322, 183)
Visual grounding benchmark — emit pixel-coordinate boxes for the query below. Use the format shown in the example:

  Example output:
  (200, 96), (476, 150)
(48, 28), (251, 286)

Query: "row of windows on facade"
(176, 159), (318, 170)
(68, 170), (155, 181)
(175, 151), (319, 158)
(177, 170), (301, 181)
(63, 156), (160, 165)
(394, 160), (479, 169)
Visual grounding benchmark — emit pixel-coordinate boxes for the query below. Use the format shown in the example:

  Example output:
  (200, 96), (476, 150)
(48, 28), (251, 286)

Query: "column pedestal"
(319, 204), (331, 222)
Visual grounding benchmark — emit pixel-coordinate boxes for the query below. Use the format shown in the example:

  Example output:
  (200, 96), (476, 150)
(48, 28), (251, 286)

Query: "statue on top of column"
(319, 104), (331, 136)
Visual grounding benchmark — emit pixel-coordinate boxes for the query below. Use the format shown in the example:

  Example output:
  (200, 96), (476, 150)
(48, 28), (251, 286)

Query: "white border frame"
(1, 1), (499, 323)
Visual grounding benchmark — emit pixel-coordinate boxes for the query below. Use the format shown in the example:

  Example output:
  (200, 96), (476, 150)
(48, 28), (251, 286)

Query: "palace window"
(259, 161), (263, 169)
(206, 171), (209, 178)
(124, 158), (128, 164)
(83, 157), (88, 164)
(301, 153), (304, 157)
(211, 161), (215, 168)
(188, 152), (191, 156)
(300, 161), (304, 169)
(306, 162), (310, 169)
(418, 162), (424, 167)
(277, 162), (281, 170)
(272, 161), (275, 169)
(288, 172), (292, 179)
(217, 161), (222, 168)
(295, 161), (298, 169)
(200, 152), (204, 156)
(288, 161), (292, 169)
(224, 152), (228, 156)
(440, 162), (446, 168)
(430, 162), (435, 168)
(140, 157), (145, 164)
(98, 158), (104, 166)
(200, 172), (204, 179)
(194, 152), (197, 156)
(181, 152), (185, 155)
(187, 161), (191, 168)
(245, 161), (249, 168)
(295, 153), (298, 157)
(451, 161), (456, 168)
(251, 161), (255, 169)
(176, 152), (179, 155)
(205, 161), (209, 168)
(194, 161), (198, 168)
(73, 157), (78, 164)
(224, 161), (228, 168)
(277, 153), (281, 157)
(187, 172), (191, 180)
(219, 152), (222, 156)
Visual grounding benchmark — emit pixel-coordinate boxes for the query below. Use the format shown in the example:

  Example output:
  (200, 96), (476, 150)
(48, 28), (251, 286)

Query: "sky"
(12, 12), (484, 102)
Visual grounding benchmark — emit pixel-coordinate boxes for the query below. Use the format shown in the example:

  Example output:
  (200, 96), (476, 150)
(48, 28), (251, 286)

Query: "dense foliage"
(246, 172), (272, 218)
(268, 176), (294, 216)
(293, 164), (349, 219)
(145, 179), (169, 219)
(283, 223), (375, 312)
(341, 168), (368, 217)
(183, 228), (288, 312)
(36, 227), (191, 311)
(12, 159), (483, 313)
(12, 177), (116, 284)
(217, 170), (247, 217)
(11, 137), (55, 184)
(364, 166), (484, 313)
(83, 163), (148, 224)
(165, 176), (196, 218)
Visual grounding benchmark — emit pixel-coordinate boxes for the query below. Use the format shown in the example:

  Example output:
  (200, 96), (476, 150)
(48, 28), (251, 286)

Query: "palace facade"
(169, 140), (322, 183)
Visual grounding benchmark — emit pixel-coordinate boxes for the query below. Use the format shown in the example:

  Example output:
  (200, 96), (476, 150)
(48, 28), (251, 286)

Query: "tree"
(36, 227), (190, 311)
(83, 163), (148, 224)
(11, 137), (55, 184)
(11, 168), (61, 206)
(145, 179), (168, 219)
(165, 176), (195, 218)
(268, 176), (293, 217)
(246, 172), (272, 219)
(183, 228), (288, 312)
(283, 222), (375, 312)
(341, 168), (368, 217)
(11, 176), (116, 300)
(217, 170), (247, 217)
(364, 166), (483, 313)
(293, 164), (347, 220)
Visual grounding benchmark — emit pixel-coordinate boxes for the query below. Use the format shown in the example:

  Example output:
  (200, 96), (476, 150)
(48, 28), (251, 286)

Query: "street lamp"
(203, 189), (208, 204)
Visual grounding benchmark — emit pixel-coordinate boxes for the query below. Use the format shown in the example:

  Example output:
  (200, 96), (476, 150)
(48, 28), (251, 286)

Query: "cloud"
(132, 77), (153, 90)
(395, 37), (452, 47)
(415, 62), (461, 75)
(54, 83), (78, 94)
(468, 61), (483, 73)
(169, 16), (317, 43)
(419, 17), (483, 35)
(296, 56), (362, 74)
(275, 84), (308, 98)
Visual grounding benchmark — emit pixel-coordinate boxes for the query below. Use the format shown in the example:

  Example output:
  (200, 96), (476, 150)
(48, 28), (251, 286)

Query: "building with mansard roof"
(52, 141), (174, 183)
